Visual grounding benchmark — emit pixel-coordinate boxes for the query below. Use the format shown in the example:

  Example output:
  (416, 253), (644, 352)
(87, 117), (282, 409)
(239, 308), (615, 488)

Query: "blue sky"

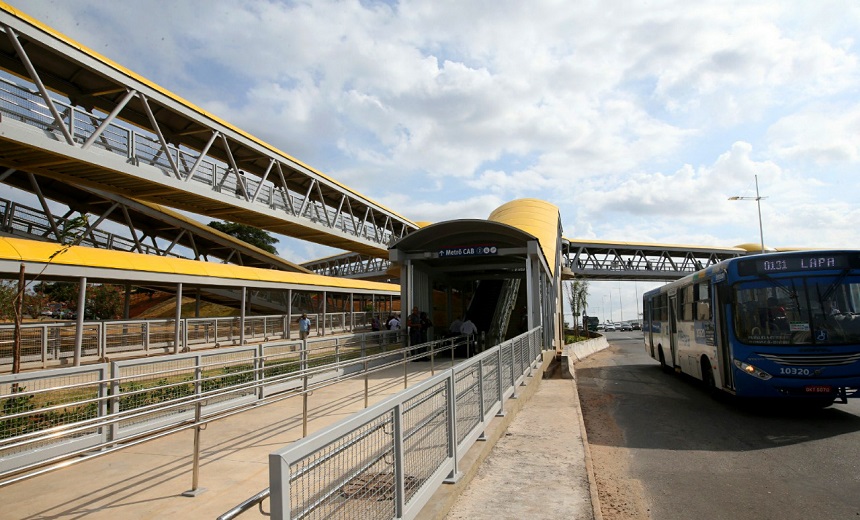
(7, 0), (860, 323)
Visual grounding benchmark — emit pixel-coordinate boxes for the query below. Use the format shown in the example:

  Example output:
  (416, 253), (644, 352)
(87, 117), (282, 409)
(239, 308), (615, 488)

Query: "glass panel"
(733, 275), (860, 345)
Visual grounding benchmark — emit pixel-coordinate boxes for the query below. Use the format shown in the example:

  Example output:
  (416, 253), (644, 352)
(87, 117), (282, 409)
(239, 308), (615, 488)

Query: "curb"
(564, 347), (605, 520)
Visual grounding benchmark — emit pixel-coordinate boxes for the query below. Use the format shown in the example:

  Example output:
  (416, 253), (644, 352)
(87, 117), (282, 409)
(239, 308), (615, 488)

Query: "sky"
(5, 0), (860, 324)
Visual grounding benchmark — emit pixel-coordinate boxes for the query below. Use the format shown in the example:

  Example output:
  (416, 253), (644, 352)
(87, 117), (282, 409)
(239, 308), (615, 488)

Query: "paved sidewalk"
(443, 375), (596, 520)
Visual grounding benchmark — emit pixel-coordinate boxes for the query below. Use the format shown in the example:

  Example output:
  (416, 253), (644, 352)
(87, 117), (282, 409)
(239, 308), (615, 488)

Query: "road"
(576, 331), (860, 520)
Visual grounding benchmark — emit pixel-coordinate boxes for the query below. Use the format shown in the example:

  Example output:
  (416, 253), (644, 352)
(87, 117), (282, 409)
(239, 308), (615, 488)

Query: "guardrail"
(265, 328), (544, 520)
(1, 328), (474, 485)
(0, 311), (384, 370)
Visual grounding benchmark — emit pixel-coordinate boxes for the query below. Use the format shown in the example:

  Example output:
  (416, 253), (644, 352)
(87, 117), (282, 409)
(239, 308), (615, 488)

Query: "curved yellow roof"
(0, 2), (415, 228)
(0, 237), (397, 293)
(488, 199), (561, 276)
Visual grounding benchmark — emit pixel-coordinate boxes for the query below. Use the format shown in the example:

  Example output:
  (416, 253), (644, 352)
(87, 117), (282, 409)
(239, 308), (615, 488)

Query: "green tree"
(564, 277), (590, 334)
(208, 221), (279, 255)
(0, 281), (16, 321)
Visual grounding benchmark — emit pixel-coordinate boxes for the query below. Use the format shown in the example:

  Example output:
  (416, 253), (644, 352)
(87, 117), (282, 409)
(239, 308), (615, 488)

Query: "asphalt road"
(577, 331), (860, 520)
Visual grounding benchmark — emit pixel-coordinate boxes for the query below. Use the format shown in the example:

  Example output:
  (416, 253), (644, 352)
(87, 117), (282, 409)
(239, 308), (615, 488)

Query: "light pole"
(616, 285), (624, 322)
(602, 295), (609, 323)
(729, 174), (767, 254)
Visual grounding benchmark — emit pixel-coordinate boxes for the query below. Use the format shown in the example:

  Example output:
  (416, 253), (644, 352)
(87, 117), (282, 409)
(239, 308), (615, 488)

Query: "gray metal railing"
(0, 75), (401, 244)
(266, 328), (544, 520)
(0, 328), (473, 486)
(0, 311), (383, 369)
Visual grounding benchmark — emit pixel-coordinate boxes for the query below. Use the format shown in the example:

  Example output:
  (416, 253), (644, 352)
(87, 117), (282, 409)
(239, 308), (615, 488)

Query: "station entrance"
(389, 200), (564, 355)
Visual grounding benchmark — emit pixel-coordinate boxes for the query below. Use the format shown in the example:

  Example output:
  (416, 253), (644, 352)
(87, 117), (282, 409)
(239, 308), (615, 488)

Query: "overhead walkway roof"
(0, 236), (397, 295)
(0, 3), (415, 257)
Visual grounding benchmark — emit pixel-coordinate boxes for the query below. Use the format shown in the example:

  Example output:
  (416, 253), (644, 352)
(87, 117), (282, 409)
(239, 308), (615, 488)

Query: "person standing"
(460, 316), (478, 357)
(387, 314), (401, 330)
(407, 306), (422, 346)
(448, 316), (464, 338)
(298, 313), (311, 340)
(420, 311), (433, 343)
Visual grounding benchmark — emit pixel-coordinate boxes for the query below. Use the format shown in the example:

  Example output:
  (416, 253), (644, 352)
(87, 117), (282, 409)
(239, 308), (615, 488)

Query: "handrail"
(0, 331), (468, 487)
(217, 487), (270, 520)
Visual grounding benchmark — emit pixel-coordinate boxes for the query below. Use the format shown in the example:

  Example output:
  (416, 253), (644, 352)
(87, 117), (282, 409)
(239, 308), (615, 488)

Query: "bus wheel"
(658, 347), (671, 374)
(701, 358), (716, 395)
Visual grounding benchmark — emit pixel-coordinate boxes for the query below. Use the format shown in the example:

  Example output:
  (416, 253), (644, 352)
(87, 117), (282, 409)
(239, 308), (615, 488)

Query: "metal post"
(182, 399), (207, 497)
(443, 374), (461, 483)
(392, 404), (406, 518)
(240, 287), (246, 345)
(74, 277), (87, 366)
(174, 282), (183, 354)
(496, 345), (505, 417)
(363, 335), (369, 408)
(302, 339), (309, 437)
(321, 290), (327, 337)
(755, 174), (765, 254)
(403, 341), (409, 389)
(286, 289), (292, 340)
(349, 292), (354, 332)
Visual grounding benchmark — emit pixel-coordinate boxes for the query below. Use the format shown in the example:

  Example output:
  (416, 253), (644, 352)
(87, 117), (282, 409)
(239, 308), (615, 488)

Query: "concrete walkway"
(443, 376), (596, 520)
(1, 351), (600, 520)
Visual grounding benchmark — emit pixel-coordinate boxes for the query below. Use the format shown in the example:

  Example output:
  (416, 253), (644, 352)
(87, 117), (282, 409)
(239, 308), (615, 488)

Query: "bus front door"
(714, 283), (734, 390)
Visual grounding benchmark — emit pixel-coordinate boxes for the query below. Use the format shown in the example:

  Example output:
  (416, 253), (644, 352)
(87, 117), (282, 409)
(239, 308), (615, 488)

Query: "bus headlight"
(733, 359), (772, 380)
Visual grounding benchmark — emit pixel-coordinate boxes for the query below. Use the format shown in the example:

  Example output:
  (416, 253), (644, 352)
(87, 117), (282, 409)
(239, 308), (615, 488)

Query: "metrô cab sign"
(438, 245), (498, 258)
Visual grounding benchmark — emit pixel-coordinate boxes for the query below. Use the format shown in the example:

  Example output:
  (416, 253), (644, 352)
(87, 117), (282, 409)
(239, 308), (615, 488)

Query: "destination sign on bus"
(438, 245), (498, 258)
(738, 253), (859, 276)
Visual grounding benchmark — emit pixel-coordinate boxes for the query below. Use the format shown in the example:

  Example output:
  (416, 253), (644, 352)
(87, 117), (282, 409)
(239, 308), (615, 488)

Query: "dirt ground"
(576, 352), (651, 520)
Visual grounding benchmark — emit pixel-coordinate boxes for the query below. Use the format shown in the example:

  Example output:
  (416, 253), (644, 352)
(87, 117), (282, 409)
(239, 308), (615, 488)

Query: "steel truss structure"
(301, 252), (393, 281)
(0, 8), (416, 258)
(564, 239), (747, 281)
(1, 173), (310, 272)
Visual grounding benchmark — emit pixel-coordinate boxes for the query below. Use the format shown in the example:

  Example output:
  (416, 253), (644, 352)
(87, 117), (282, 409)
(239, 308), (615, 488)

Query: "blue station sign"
(438, 245), (498, 258)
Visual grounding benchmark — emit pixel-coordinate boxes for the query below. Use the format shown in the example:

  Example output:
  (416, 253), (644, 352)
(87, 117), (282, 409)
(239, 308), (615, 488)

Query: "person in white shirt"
(387, 314), (401, 330)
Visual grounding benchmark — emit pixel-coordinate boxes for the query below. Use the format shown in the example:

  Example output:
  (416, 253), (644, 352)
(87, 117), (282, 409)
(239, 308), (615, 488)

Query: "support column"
(174, 282), (183, 354)
(321, 291), (327, 337)
(287, 289), (293, 339)
(240, 286), (247, 345)
(74, 277), (87, 366)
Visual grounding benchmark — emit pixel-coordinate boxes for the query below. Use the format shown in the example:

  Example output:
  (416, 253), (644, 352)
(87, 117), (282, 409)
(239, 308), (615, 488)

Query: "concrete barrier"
(562, 334), (609, 362)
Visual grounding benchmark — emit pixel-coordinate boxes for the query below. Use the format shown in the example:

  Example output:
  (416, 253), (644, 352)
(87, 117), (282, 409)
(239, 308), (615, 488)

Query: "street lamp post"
(729, 174), (767, 254)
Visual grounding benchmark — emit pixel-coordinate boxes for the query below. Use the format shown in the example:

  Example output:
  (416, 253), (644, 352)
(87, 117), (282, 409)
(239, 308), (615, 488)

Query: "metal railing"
(0, 75), (407, 246)
(0, 328), (475, 486)
(0, 311), (384, 369)
(265, 328), (544, 520)
(0, 194), (168, 255)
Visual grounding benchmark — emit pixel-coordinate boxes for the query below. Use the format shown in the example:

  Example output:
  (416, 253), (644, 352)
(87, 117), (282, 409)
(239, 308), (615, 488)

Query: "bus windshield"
(733, 274), (860, 346)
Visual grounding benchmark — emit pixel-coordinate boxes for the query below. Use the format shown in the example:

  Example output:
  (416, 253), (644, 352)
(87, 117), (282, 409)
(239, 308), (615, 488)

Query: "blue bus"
(642, 250), (860, 405)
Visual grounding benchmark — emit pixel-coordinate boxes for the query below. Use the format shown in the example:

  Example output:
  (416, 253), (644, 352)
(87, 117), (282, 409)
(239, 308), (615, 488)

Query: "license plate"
(805, 385), (832, 394)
